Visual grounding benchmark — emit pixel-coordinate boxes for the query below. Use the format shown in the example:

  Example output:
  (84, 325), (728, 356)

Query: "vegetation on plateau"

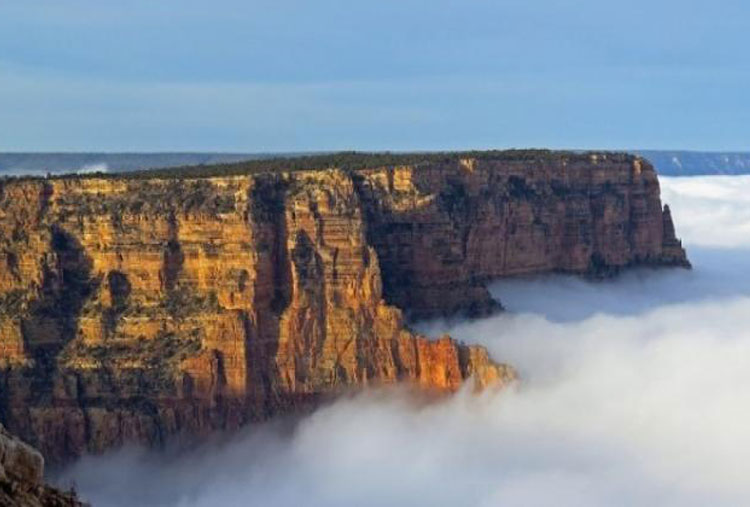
(0, 150), (638, 182)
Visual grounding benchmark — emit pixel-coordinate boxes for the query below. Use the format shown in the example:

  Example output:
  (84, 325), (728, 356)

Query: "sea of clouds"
(56, 175), (750, 506)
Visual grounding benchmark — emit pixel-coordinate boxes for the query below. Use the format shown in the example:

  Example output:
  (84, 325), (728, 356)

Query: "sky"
(55, 176), (750, 506)
(1, 0), (749, 152)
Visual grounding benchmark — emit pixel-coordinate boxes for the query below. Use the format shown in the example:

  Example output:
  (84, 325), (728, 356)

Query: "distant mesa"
(2, 149), (750, 178)
(635, 150), (750, 176)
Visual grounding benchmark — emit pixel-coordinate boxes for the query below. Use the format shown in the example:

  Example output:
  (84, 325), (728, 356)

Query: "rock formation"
(355, 154), (689, 317)
(0, 151), (687, 464)
(0, 424), (83, 506)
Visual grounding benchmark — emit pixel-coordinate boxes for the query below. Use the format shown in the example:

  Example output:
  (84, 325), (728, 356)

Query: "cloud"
(77, 162), (108, 174)
(1, 161), (109, 177)
(0, 167), (49, 178)
(54, 176), (750, 506)
(660, 175), (750, 248)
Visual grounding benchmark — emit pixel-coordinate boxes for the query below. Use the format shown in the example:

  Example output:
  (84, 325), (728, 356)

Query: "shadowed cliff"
(0, 423), (83, 506)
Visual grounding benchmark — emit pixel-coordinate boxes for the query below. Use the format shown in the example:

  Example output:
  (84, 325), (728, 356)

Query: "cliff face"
(0, 152), (686, 463)
(356, 155), (689, 317)
(0, 424), (82, 506)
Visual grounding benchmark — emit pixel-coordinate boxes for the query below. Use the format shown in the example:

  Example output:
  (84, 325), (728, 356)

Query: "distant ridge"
(0, 152), (271, 176)
(635, 150), (750, 176)
(0, 150), (634, 180)
(1, 150), (749, 177)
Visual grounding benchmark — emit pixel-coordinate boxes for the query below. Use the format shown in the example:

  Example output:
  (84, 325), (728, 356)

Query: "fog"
(77, 163), (109, 174)
(57, 176), (750, 506)
(661, 175), (750, 248)
(1, 162), (109, 177)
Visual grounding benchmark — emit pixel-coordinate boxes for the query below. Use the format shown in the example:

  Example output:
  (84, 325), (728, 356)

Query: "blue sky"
(1, 0), (748, 152)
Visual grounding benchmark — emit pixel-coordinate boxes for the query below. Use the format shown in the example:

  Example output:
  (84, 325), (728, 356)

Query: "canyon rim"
(0, 151), (688, 468)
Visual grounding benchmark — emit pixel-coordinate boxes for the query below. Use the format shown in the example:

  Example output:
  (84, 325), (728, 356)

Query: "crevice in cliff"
(438, 176), (477, 260)
(103, 270), (131, 336)
(353, 168), (502, 320)
(161, 212), (184, 294)
(247, 176), (291, 413)
(22, 225), (98, 403)
(252, 177), (292, 315)
(289, 229), (327, 385)
(350, 171), (412, 312)
(36, 181), (53, 222)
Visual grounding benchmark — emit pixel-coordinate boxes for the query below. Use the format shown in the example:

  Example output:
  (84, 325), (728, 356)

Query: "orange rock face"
(355, 154), (689, 317)
(0, 152), (686, 463)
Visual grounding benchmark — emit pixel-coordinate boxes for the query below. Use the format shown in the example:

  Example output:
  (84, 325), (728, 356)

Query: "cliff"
(355, 154), (689, 317)
(0, 424), (83, 506)
(0, 151), (687, 463)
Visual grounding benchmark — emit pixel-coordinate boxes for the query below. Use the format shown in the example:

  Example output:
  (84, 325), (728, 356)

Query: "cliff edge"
(0, 151), (687, 463)
(0, 424), (83, 506)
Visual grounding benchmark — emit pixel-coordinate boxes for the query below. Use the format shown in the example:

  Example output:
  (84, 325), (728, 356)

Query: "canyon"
(0, 151), (687, 466)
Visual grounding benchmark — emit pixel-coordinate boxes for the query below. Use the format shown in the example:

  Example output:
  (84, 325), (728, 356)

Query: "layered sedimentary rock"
(355, 154), (689, 317)
(0, 424), (82, 506)
(0, 151), (687, 463)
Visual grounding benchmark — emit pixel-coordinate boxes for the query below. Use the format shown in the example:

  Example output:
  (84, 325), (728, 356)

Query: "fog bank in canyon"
(57, 175), (750, 506)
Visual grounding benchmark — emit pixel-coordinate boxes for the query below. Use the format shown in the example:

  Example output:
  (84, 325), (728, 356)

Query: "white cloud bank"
(77, 163), (108, 174)
(2, 162), (108, 177)
(661, 175), (750, 248)
(56, 176), (750, 506)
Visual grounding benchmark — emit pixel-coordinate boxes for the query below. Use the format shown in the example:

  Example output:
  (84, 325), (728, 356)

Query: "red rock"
(0, 152), (686, 463)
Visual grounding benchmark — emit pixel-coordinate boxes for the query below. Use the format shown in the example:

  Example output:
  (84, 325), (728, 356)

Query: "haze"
(2, 1), (750, 152)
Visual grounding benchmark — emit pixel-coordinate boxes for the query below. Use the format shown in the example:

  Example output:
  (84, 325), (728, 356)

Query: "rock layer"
(0, 151), (687, 463)
(355, 154), (689, 317)
(0, 424), (82, 506)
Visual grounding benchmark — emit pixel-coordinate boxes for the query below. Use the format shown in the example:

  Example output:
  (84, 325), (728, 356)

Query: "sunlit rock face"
(356, 154), (689, 318)
(0, 152), (686, 463)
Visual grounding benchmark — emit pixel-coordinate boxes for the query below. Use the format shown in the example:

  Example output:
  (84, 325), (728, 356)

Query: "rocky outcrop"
(0, 424), (83, 506)
(355, 154), (689, 317)
(0, 151), (687, 464)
